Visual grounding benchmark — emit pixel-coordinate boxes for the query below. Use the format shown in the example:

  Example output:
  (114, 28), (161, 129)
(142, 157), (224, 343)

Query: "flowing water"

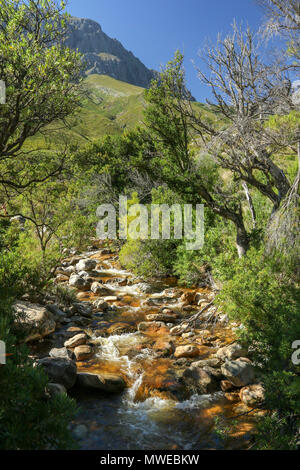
(58, 247), (257, 450)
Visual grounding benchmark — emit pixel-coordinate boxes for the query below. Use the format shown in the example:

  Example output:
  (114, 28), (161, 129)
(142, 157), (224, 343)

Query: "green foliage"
(0, 0), (82, 195)
(0, 250), (77, 449)
(217, 250), (300, 449)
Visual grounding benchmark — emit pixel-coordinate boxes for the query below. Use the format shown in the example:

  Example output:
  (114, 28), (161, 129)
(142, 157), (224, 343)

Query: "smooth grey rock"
(76, 372), (126, 393)
(221, 358), (255, 387)
(37, 357), (77, 389)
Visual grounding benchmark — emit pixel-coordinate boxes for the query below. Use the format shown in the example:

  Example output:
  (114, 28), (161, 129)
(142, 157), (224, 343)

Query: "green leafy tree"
(0, 0), (82, 196)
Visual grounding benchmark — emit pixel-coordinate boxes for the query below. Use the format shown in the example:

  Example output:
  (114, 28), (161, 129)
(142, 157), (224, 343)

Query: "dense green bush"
(0, 250), (77, 449)
(217, 250), (300, 449)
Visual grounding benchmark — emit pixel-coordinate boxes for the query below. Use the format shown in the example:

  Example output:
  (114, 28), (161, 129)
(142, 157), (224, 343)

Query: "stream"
(37, 244), (258, 450)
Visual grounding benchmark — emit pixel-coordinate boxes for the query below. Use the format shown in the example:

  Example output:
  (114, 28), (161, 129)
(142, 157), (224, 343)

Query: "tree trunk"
(242, 181), (256, 229)
(236, 222), (249, 258)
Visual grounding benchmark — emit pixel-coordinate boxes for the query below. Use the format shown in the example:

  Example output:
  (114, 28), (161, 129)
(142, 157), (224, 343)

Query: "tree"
(0, 0), (82, 196)
(140, 51), (265, 256)
(257, 0), (300, 61)
(193, 23), (295, 212)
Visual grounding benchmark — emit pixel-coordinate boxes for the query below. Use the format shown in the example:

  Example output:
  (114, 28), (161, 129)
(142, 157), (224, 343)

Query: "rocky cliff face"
(65, 17), (157, 88)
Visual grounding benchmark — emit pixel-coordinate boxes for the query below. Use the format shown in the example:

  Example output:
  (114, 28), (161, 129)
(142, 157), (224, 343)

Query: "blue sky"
(67, 0), (265, 101)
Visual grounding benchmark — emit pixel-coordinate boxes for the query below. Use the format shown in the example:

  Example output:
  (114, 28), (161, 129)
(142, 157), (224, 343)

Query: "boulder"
(74, 345), (94, 361)
(71, 302), (92, 317)
(75, 259), (97, 272)
(56, 266), (75, 277)
(221, 358), (255, 387)
(90, 282), (111, 296)
(37, 357), (77, 389)
(93, 299), (109, 311)
(69, 274), (90, 291)
(64, 333), (87, 348)
(239, 384), (265, 406)
(47, 383), (67, 397)
(46, 304), (68, 320)
(182, 367), (219, 394)
(216, 343), (247, 361)
(174, 345), (199, 359)
(191, 358), (222, 368)
(76, 372), (126, 393)
(13, 301), (56, 342)
(49, 347), (75, 360)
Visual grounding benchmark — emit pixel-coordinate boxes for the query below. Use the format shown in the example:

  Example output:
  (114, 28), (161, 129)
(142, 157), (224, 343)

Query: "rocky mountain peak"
(65, 17), (157, 88)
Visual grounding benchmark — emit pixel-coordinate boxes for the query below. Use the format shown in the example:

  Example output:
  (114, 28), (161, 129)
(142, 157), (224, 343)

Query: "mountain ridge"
(65, 17), (158, 89)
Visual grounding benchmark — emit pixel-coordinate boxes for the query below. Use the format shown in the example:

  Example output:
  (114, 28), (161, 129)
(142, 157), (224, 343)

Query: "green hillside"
(27, 75), (215, 151)
(28, 75), (146, 149)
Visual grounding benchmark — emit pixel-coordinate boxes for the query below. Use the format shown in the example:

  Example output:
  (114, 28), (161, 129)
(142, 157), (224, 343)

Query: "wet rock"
(153, 339), (174, 356)
(75, 258), (97, 272)
(47, 383), (67, 397)
(239, 384), (265, 406)
(49, 347), (75, 361)
(74, 344), (94, 361)
(37, 357), (77, 389)
(106, 323), (136, 335)
(137, 321), (167, 332)
(145, 295), (178, 306)
(146, 313), (178, 323)
(202, 366), (223, 381)
(136, 283), (163, 294)
(46, 304), (69, 320)
(216, 343), (247, 361)
(93, 299), (109, 311)
(13, 301), (56, 342)
(182, 366), (219, 394)
(91, 282), (112, 296)
(162, 288), (183, 298)
(69, 274), (91, 291)
(174, 345), (199, 359)
(221, 358), (255, 387)
(56, 266), (75, 277)
(180, 292), (196, 304)
(70, 302), (92, 317)
(64, 333), (87, 348)
(191, 357), (222, 368)
(76, 372), (126, 393)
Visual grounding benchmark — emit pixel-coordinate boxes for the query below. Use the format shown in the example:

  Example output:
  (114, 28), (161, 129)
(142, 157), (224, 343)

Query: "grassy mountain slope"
(27, 75), (146, 150)
(27, 75), (215, 151)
